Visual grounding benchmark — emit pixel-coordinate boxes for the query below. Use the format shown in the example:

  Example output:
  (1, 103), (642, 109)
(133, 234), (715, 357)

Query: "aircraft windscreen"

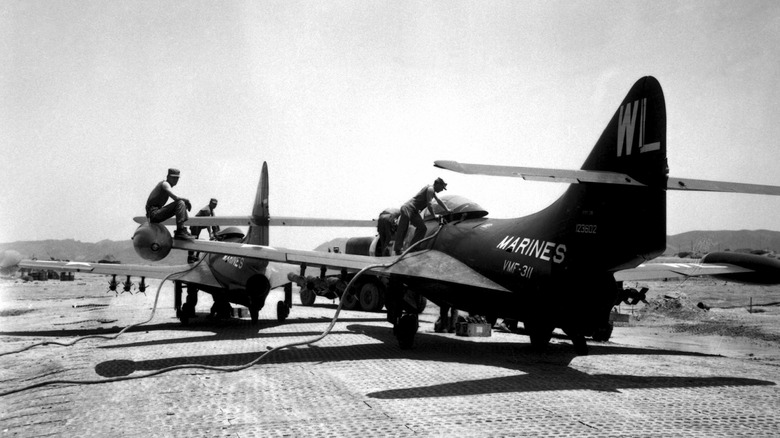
(423, 194), (489, 221)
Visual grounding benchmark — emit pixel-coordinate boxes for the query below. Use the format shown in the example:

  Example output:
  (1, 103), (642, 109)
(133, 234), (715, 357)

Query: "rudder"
(246, 162), (270, 246)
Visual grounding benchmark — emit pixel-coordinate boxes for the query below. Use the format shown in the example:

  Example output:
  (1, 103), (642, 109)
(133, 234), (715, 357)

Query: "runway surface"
(2, 277), (779, 437)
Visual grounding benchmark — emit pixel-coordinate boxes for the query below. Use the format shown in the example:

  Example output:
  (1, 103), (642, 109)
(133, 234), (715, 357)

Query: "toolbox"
(455, 322), (492, 337)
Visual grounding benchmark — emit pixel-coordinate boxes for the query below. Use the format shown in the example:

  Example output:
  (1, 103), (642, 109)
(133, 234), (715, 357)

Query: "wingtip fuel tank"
(132, 222), (173, 261)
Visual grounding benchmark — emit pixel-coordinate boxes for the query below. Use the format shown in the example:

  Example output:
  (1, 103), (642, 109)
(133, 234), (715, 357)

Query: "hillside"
(665, 230), (780, 256)
(0, 239), (189, 265)
(4, 230), (780, 264)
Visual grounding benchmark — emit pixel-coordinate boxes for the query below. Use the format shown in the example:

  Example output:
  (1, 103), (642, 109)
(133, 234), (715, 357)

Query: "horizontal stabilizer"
(436, 160), (780, 196)
(434, 160), (646, 186)
(133, 215), (376, 227)
(667, 177), (780, 195)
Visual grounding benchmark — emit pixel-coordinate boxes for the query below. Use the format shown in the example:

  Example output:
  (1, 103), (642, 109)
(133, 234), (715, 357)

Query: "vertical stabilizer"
(553, 76), (667, 270)
(246, 162), (270, 246)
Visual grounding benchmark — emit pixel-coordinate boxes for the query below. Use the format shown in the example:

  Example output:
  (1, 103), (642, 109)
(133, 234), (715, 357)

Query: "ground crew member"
(393, 177), (451, 255)
(145, 168), (192, 240)
(376, 207), (400, 256)
(188, 198), (220, 263)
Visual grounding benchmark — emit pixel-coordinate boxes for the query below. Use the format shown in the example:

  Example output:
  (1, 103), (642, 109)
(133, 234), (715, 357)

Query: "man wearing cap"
(145, 168), (193, 240)
(188, 198), (220, 263)
(393, 177), (451, 255)
(376, 207), (400, 256)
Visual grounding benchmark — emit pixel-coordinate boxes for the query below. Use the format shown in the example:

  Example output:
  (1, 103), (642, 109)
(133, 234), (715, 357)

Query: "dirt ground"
(609, 278), (780, 361)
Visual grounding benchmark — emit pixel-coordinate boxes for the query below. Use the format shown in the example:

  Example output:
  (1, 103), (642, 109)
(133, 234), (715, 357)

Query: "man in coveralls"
(393, 177), (451, 255)
(376, 207), (400, 256)
(188, 198), (220, 263)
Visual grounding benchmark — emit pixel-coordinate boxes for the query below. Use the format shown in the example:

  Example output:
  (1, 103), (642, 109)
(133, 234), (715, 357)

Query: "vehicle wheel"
(276, 300), (289, 322)
(341, 289), (360, 310)
(300, 287), (316, 306)
(359, 280), (385, 312)
(591, 323), (613, 342)
(396, 313), (418, 349)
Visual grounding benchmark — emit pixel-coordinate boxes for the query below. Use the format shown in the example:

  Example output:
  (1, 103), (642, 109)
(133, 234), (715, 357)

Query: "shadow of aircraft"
(0, 316), (388, 351)
(91, 323), (775, 397)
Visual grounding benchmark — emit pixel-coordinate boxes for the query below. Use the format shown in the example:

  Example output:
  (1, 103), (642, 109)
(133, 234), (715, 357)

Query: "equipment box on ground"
(455, 322), (492, 337)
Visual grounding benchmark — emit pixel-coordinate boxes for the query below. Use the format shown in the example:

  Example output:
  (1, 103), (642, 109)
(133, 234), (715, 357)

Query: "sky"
(2, 0), (779, 250)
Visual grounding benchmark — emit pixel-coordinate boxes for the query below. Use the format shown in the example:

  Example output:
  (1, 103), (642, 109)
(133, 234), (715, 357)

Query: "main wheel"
(591, 323), (613, 342)
(179, 302), (194, 325)
(525, 321), (554, 351)
(396, 313), (418, 349)
(276, 300), (289, 322)
(358, 280), (385, 312)
(300, 287), (316, 306)
(341, 289), (360, 310)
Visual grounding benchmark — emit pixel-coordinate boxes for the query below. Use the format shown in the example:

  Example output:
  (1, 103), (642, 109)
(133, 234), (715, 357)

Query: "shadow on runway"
(90, 323), (775, 397)
(0, 316), (388, 350)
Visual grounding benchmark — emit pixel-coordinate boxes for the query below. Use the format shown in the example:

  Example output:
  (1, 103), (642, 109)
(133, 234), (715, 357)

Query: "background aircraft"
(161, 77), (780, 354)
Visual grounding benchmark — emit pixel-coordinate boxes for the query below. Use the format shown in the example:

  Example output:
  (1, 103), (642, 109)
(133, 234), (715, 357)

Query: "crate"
(455, 322), (492, 337)
(609, 312), (631, 323)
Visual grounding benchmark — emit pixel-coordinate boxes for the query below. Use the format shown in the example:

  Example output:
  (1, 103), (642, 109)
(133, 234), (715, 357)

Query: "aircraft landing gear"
(276, 283), (292, 322)
(563, 327), (589, 355)
(211, 300), (233, 320)
(524, 320), (554, 352)
(591, 323), (614, 342)
(276, 301), (289, 321)
(386, 280), (424, 349)
(174, 281), (197, 325)
(395, 314), (418, 349)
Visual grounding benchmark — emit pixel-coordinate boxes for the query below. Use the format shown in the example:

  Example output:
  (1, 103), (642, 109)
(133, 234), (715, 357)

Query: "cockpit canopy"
(422, 194), (489, 221)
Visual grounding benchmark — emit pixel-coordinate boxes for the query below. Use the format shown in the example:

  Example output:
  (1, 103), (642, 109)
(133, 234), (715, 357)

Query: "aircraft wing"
(172, 240), (511, 293)
(17, 259), (224, 289)
(17, 260), (190, 279)
(436, 160), (780, 195)
(132, 215), (376, 227)
(614, 262), (753, 282)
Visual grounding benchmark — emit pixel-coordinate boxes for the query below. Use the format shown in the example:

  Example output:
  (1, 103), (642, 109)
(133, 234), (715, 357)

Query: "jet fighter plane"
(17, 162), (375, 325)
(159, 76), (780, 354)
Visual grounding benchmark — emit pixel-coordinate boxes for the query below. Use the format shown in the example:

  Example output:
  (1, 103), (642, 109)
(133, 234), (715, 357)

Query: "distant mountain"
(0, 239), (188, 265)
(4, 230), (780, 264)
(665, 230), (780, 256)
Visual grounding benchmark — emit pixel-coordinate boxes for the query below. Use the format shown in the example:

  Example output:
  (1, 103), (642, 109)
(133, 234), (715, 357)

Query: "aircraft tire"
(299, 288), (316, 306)
(179, 302), (195, 325)
(341, 289), (360, 310)
(358, 280), (385, 312)
(525, 321), (554, 351)
(591, 323), (613, 342)
(276, 300), (289, 322)
(396, 313), (418, 349)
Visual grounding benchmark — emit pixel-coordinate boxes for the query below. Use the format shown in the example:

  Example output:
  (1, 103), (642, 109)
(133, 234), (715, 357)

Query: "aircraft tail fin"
(559, 76), (668, 266)
(581, 76), (667, 186)
(246, 162), (270, 246)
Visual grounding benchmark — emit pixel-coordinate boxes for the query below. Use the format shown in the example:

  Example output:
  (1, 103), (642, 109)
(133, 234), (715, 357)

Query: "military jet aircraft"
(17, 162), (375, 325)
(156, 76), (780, 355)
